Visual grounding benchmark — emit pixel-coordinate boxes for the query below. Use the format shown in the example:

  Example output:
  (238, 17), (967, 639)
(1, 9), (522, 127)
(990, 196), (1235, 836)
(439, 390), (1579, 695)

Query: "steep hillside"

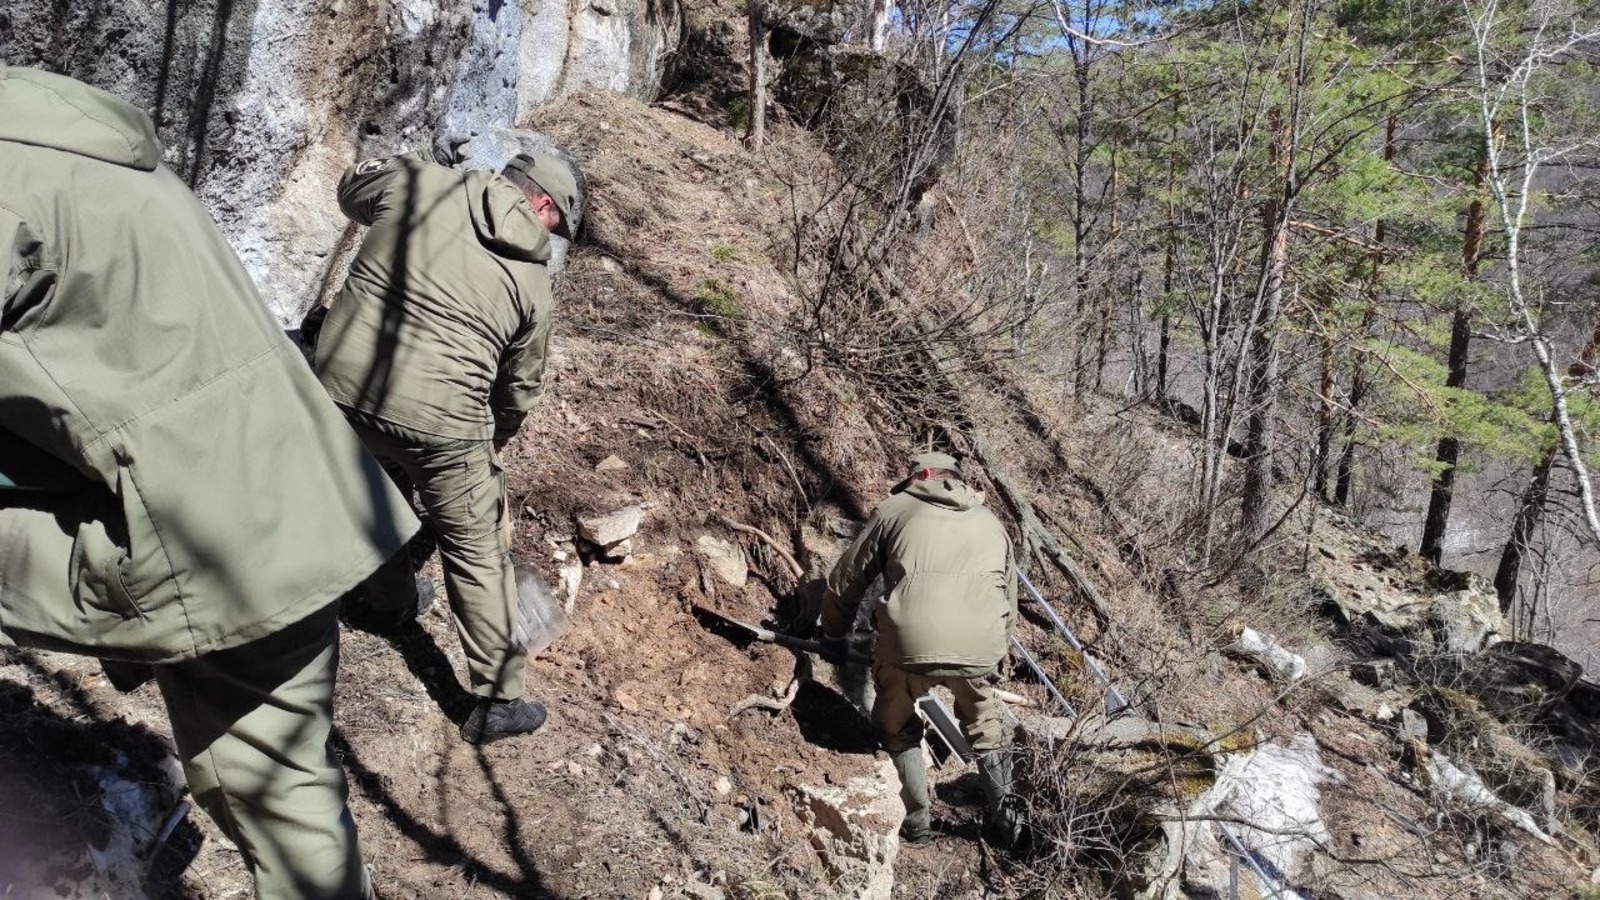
(3, 3), (1600, 899)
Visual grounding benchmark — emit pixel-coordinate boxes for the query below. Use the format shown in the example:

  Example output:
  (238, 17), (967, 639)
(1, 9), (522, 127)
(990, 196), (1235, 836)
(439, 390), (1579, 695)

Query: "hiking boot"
(978, 748), (1032, 853)
(890, 746), (933, 844)
(899, 820), (934, 844)
(461, 698), (548, 745)
(347, 577), (436, 637)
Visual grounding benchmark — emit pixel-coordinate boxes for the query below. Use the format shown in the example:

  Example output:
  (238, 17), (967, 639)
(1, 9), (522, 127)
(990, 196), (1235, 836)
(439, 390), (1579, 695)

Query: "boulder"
(1462, 641), (1582, 720)
(1323, 573), (1504, 659)
(1429, 586), (1503, 654)
(789, 760), (903, 900)
(694, 535), (748, 589)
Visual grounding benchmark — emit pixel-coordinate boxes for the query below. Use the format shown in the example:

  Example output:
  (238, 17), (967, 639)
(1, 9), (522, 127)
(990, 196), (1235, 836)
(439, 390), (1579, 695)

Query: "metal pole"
(1017, 568), (1129, 712)
(1011, 637), (1076, 718)
(1218, 823), (1290, 899)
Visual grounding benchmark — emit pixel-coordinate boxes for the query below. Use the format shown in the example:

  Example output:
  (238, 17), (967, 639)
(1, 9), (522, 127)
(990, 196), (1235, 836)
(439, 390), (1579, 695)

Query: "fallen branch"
(761, 435), (810, 513)
(717, 514), (805, 579)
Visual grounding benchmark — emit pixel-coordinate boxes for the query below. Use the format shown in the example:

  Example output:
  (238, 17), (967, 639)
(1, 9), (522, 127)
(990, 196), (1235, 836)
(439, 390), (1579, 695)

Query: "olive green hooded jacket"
(312, 152), (554, 443)
(821, 477), (1018, 677)
(0, 66), (419, 660)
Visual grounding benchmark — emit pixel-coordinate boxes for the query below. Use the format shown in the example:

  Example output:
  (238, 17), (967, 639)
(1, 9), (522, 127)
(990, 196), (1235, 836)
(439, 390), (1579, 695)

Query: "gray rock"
(1463, 641), (1583, 719)
(2, 0), (677, 324)
(577, 504), (643, 548)
(594, 454), (630, 473)
(1351, 659), (1396, 690)
(694, 535), (748, 589)
(1398, 708), (1430, 743)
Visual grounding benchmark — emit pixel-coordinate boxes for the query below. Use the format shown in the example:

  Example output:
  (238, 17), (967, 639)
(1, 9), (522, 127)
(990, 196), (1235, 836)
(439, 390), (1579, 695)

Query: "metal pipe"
(1011, 637), (1076, 718)
(1219, 823), (1292, 899)
(1017, 568), (1129, 712)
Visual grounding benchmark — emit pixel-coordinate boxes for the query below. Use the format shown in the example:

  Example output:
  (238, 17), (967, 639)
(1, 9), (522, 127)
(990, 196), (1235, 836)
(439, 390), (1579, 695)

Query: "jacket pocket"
(72, 464), (177, 620)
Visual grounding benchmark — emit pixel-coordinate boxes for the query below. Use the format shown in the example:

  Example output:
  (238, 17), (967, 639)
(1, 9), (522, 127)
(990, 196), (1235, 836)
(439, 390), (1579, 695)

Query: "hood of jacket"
(0, 66), (161, 171)
(467, 170), (553, 264)
(901, 477), (985, 511)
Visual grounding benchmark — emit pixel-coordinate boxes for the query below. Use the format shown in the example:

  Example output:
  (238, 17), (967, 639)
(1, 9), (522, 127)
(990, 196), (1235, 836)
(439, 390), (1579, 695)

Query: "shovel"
(692, 604), (870, 664)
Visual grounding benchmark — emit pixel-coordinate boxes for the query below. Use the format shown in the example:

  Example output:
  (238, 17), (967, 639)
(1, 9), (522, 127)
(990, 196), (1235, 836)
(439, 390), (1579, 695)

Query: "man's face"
(531, 193), (563, 236)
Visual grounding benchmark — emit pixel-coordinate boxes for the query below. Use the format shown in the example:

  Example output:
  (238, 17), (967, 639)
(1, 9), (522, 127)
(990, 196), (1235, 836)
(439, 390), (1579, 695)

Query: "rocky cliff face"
(1, 0), (681, 320)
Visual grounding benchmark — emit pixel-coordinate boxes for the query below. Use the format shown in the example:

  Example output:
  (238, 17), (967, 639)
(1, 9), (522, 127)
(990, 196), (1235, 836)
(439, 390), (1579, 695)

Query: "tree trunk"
(1095, 153), (1120, 392)
(1240, 109), (1292, 542)
(1419, 154), (1487, 566)
(1334, 115), (1394, 509)
(745, 0), (765, 150)
(1493, 444), (1556, 619)
(1312, 336), (1335, 500)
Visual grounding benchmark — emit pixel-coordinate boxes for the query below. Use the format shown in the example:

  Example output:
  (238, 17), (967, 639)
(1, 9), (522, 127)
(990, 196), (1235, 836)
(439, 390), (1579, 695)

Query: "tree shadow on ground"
(333, 729), (568, 899)
(0, 657), (204, 900)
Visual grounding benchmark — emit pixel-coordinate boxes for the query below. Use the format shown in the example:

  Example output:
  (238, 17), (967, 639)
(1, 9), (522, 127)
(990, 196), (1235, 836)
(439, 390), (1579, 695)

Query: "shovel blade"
(514, 564), (569, 655)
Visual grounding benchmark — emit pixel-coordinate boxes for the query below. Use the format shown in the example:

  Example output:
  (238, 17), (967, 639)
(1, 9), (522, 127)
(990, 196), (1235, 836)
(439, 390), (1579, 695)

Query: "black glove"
(817, 635), (849, 665)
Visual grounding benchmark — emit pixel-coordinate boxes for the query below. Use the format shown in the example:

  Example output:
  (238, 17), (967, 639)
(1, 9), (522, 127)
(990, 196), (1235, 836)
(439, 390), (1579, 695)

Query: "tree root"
(730, 676), (802, 718)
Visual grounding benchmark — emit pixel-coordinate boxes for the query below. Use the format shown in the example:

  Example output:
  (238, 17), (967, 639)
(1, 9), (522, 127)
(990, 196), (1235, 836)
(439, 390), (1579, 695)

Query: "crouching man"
(0, 67), (420, 898)
(817, 452), (1028, 849)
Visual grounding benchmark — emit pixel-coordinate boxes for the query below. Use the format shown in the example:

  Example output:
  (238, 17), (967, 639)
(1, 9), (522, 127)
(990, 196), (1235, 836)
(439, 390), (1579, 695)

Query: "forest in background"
(746, 0), (1600, 666)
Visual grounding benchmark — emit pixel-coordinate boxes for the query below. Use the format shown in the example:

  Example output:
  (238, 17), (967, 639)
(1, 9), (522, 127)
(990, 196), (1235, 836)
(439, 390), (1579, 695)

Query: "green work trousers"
(871, 658), (1009, 755)
(156, 605), (370, 900)
(344, 412), (526, 700)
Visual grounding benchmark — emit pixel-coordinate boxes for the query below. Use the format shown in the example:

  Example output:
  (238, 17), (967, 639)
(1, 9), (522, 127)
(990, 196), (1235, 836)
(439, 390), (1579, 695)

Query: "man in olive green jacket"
(313, 146), (582, 744)
(0, 66), (421, 899)
(820, 452), (1026, 848)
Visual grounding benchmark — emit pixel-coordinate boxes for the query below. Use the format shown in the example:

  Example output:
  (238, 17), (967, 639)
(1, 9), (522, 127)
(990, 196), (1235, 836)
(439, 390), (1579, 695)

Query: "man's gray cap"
(908, 452), (961, 477)
(504, 152), (582, 239)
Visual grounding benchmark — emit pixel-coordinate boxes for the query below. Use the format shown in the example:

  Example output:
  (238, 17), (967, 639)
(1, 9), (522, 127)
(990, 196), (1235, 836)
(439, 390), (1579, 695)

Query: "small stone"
(567, 761), (586, 778)
(648, 887), (664, 900)
(1399, 708), (1429, 743)
(595, 455), (630, 474)
(614, 689), (639, 712)
(1351, 659), (1396, 690)
(553, 549), (569, 562)
(713, 776), (733, 796)
(603, 539), (634, 561)
(606, 578), (621, 590)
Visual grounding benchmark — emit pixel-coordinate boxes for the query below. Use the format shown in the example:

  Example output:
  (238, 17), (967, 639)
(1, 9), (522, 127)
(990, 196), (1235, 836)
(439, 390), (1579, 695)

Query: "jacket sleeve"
(490, 274), (553, 444)
(819, 513), (887, 638)
(1, 207), (92, 492)
(336, 150), (431, 227)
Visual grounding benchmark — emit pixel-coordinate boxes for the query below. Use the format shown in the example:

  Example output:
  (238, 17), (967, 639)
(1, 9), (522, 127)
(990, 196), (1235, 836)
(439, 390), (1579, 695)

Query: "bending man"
(818, 452), (1027, 849)
(312, 146), (583, 744)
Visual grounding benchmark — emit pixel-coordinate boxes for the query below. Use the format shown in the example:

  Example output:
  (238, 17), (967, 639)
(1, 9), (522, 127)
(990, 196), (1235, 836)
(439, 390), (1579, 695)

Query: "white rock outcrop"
(789, 760), (904, 900)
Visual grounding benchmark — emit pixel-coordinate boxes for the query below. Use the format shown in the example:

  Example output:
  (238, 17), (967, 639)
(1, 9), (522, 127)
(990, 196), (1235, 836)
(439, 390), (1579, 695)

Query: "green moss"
(694, 278), (742, 320)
